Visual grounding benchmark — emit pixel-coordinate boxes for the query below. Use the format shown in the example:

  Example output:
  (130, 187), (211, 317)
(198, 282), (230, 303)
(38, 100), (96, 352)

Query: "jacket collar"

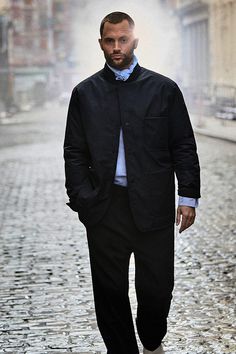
(102, 63), (142, 83)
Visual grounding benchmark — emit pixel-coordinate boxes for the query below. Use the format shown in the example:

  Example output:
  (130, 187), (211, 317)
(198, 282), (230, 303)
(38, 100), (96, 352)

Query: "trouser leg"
(86, 186), (139, 354)
(134, 225), (175, 351)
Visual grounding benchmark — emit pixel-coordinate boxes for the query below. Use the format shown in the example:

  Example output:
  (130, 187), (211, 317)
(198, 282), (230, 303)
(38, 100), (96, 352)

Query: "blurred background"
(0, 0), (235, 127)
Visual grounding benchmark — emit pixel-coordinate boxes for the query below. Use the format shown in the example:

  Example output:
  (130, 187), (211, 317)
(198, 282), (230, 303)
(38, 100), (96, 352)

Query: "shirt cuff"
(178, 196), (199, 208)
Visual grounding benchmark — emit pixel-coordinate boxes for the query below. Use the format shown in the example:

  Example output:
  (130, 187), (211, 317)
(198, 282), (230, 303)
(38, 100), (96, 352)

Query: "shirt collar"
(107, 55), (138, 81)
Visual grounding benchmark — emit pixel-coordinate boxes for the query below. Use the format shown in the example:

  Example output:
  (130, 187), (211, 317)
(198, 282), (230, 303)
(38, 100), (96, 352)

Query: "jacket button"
(125, 122), (130, 126)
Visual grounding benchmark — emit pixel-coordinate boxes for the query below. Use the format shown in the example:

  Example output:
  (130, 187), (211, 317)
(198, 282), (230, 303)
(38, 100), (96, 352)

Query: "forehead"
(102, 19), (134, 38)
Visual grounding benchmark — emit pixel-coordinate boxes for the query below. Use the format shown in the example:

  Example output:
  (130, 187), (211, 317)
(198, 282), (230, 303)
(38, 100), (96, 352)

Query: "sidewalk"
(191, 114), (236, 143)
(0, 102), (54, 126)
(1, 108), (236, 144)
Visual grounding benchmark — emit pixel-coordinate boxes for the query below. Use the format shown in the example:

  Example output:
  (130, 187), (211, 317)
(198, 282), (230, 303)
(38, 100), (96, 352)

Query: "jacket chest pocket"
(143, 116), (168, 149)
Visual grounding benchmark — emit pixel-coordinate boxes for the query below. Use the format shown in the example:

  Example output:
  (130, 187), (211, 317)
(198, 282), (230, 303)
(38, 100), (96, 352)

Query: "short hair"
(100, 11), (135, 37)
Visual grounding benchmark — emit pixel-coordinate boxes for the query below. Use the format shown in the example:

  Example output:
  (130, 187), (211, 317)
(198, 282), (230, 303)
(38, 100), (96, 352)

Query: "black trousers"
(86, 184), (175, 354)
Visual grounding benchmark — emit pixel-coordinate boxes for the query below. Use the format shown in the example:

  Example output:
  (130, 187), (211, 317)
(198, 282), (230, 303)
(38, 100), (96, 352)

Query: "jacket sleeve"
(63, 87), (91, 211)
(168, 83), (201, 199)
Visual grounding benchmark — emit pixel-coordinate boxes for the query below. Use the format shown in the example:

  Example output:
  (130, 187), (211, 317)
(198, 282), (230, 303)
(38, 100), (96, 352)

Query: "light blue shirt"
(107, 55), (138, 81)
(108, 56), (198, 208)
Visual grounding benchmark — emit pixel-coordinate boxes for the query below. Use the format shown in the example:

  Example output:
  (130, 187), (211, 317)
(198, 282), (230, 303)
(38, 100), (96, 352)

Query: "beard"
(105, 53), (134, 70)
(104, 44), (136, 70)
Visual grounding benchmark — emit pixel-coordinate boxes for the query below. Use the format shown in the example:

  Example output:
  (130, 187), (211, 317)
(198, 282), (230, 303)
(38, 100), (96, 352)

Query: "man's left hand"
(176, 206), (196, 233)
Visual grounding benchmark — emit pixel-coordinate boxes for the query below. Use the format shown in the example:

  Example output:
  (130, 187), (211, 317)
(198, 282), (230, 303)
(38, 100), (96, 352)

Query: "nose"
(113, 40), (121, 52)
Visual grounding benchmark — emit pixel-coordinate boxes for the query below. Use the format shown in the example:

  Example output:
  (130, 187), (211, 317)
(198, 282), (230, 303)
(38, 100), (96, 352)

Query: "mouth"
(111, 55), (123, 60)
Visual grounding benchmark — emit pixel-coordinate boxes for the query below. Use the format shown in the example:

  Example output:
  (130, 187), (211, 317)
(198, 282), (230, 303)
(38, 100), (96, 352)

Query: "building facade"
(170, 0), (236, 118)
(0, 0), (11, 113)
(7, 0), (55, 109)
(0, 0), (77, 114)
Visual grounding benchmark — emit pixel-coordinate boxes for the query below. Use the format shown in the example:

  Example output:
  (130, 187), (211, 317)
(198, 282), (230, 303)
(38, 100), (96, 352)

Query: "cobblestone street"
(0, 105), (235, 354)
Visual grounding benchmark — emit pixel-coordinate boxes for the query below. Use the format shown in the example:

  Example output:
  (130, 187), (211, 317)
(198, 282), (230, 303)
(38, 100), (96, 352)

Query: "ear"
(98, 38), (103, 50)
(134, 38), (139, 49)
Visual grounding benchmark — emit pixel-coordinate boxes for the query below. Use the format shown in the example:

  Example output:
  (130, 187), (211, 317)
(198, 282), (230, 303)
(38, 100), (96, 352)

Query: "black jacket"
(64, 63), (200, 232)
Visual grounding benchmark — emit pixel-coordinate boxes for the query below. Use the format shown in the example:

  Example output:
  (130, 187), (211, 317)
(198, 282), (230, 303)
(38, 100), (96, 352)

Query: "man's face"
(99, 20), (138, 70)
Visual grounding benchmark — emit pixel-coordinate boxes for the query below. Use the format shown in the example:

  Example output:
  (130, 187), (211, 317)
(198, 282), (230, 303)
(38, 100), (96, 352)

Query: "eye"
(104, 38), (114, 44)
(120, 38), (128, 43)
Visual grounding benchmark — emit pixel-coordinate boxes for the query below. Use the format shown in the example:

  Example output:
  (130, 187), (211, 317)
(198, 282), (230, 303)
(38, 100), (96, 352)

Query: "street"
(0, 105), (235, 354)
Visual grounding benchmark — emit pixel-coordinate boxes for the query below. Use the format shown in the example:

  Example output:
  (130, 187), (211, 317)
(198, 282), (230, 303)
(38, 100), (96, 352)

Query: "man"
(64, 12), (200, 354)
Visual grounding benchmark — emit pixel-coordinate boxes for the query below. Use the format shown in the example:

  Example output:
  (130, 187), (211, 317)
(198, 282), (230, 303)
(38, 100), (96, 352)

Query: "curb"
(193, 127), (236, 144)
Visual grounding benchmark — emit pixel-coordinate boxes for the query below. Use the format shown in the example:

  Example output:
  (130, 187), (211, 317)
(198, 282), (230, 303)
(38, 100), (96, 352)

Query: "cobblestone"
(0, 105), (235, 353)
